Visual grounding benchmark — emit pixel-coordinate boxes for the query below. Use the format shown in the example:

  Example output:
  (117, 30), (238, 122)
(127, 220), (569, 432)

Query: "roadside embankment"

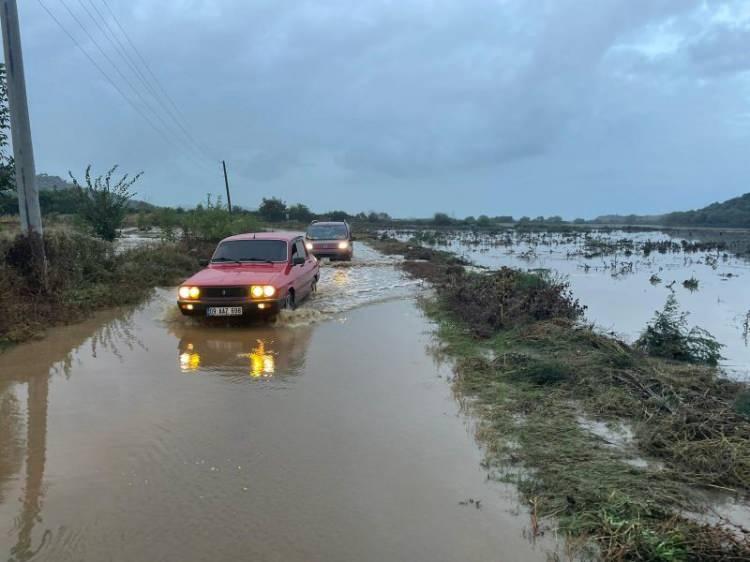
(0, 232), (200, 348)
(367, 233), (750, 561)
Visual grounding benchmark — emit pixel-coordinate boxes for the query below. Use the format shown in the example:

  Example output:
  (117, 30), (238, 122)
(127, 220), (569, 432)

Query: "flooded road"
(0, 250), (551, 561)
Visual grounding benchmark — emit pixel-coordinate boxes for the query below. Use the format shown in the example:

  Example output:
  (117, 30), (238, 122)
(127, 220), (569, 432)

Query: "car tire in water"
(284, 291), (296, 310)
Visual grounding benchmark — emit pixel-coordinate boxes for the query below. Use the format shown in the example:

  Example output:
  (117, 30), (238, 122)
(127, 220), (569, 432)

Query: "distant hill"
(593, 192), (750, 228)
(37, 173), (73, 191)
(660, 192), (750, 228)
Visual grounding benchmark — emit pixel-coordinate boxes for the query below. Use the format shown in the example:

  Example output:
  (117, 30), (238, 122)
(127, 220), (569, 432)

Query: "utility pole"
(1, 0), (46, 272)
(222, 160), (233, 213)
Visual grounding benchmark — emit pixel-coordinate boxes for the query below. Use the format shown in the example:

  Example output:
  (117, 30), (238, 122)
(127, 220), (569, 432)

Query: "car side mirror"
(199, 258), (209, 267)
(292, 256), (305, 266)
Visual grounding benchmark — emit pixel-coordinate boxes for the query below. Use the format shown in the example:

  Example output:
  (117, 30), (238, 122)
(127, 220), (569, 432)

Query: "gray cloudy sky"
(17, 0), (750, 218)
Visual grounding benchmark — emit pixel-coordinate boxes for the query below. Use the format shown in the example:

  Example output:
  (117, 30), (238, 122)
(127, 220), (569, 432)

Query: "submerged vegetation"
(636, 295), (723, 365)
(368, 233), (750, 561)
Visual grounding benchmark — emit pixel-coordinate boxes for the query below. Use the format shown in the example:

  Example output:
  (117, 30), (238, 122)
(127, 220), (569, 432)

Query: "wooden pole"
(222, 160), (232, 213)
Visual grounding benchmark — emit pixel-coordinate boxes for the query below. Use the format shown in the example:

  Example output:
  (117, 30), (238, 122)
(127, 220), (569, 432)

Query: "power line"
(35, 0), (180, 149)
(56, 0), (203, 160)
(80, 0), (212, 161)
(98, 0), (217, 161)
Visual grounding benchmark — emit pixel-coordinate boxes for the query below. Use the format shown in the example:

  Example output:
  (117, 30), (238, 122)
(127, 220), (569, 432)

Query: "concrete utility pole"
(1, 0), (44, 237)
(222, 160), (233, 213)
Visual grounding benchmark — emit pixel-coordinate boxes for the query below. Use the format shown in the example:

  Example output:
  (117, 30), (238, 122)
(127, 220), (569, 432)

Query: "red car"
(304, 221), (354, 261)
(177, 232), (319, 318)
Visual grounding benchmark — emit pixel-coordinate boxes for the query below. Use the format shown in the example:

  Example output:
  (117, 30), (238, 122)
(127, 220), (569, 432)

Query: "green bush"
(636, 294), (723, 365)
(181, 195), (260, 242)
(70, 165), (140, 241)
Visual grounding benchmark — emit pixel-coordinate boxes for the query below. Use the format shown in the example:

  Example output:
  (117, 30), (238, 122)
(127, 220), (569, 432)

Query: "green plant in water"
(636, 294), (723, 365)
(682, 276), (699, 291)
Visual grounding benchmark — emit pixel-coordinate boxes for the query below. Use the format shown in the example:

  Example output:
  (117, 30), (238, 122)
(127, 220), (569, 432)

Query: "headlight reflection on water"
(242, 339), (276, 378)
(179, 343), (201, 372)
(179, 339), (276, 378)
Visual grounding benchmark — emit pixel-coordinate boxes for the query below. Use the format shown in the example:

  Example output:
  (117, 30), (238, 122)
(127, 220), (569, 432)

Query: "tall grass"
(0, 232), (198, 346)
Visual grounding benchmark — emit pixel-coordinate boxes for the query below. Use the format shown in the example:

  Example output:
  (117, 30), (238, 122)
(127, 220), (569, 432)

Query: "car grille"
(202, 287), (247, 298)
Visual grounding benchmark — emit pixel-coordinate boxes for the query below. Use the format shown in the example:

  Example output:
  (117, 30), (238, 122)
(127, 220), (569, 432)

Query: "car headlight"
(250, 285), (276, 298)
(338, 241), (350, 249)
(305, 242), (313, 250)
(179, 286), (200, 299)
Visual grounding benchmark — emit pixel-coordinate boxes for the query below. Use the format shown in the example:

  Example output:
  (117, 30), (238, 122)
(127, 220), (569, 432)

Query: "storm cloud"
(19, 0), (750, 217)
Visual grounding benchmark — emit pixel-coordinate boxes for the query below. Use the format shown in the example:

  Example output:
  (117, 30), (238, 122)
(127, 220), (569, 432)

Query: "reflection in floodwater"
(9, 375), (50, 562)
(171, 321), (312, 381)
(0, 306), (144, 561)
(179, 339), (277, 378)
(242, 340), (276, 378)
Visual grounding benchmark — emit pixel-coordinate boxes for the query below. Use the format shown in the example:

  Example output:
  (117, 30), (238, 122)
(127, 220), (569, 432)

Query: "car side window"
(295, 240), (307, 258)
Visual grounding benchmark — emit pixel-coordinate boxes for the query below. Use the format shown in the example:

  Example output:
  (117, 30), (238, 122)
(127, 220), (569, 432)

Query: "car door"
(292, 238), (312, 300)
(294, 238), (316, 297)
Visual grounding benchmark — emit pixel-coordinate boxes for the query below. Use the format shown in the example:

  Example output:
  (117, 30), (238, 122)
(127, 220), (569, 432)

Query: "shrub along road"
(0, 232), (200, 348)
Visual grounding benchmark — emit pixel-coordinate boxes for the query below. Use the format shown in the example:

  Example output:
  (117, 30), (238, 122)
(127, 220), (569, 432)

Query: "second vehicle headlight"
(338, 241), (349, 249)
(305, 242), (313, 250)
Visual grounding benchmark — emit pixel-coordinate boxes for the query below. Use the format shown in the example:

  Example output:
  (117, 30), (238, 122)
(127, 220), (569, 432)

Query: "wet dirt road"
(0, 251), (551, 561)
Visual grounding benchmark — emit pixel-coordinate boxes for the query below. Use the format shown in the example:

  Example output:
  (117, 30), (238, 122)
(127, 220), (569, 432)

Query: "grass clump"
(636, 294), (723, 365)
(442, 268), (585, 337)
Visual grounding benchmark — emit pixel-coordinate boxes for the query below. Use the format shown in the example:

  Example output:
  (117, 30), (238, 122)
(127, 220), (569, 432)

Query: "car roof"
(308, 221), (349, 227)
(220, 231), (303, 243)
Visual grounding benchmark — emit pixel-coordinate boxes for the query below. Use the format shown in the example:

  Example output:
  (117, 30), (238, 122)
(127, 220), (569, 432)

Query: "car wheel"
(284, 291), (296, 310)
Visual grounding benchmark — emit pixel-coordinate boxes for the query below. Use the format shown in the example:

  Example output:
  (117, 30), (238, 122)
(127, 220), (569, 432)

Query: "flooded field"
(0, 247), (554, 562)
(388, 229), (750, 379)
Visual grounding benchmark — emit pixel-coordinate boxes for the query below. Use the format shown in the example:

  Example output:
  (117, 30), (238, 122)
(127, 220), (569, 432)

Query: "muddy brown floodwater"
(0, 268), (554, 561)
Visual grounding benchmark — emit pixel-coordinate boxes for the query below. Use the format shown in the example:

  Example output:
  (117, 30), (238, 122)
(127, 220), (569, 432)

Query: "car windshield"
(211, 240), (288, 263)
(306, 224), (349, 240)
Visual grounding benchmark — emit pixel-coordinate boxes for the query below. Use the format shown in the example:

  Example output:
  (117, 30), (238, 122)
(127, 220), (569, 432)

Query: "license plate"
(206, 306), (243, 317)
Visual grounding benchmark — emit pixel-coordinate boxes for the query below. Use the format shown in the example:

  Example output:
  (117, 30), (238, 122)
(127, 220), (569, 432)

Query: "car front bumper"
(307, 244), (353, 260)
(177, 298), (282, 316)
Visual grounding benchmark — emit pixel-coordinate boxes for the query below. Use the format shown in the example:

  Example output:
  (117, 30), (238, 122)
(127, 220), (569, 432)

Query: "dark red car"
(177, 232), (319, 318)
(304, 221), (353, 261)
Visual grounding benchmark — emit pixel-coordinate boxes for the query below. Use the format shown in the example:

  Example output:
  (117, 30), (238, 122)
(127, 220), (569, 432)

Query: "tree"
(477, 215), (491, 227)
(69, 165), (141, 241)
(433, 212), (452, 226)
(288, 203), (314, 223)
(328, 210), (350, 222)
(258, 197), (287, 222)
(0, 64), (13, 195)
(464, 216), (476, 224)
(495, 215), (514, 223)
